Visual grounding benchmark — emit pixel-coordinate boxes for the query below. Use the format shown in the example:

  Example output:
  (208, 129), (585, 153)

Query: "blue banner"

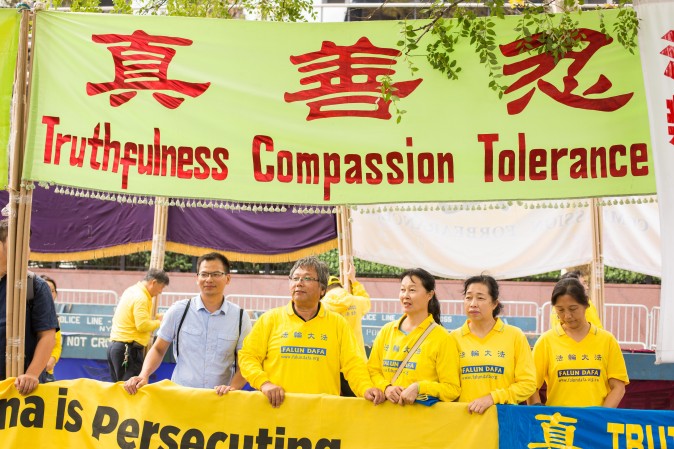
(497, 404), (674, 449)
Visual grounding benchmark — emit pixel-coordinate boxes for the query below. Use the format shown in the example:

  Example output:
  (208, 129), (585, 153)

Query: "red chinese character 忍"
(86, 30), (210, 109)
(499, 28), (633, 115)
(284, 37), (422, 120)
(667, 96), (674, 145)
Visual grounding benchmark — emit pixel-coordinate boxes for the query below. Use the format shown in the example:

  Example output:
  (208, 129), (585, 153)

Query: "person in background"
(238, 256), (385, 407)
(451, 274), (536, 414)
(368, 268), (460, 406)
(549, 266), (602, 329)
(124, 253), (251, 395)
(321, 263), (371, 396)
(0, 218), (59, 395)
(108, 269), (169, 382)
(39, 274), (62, 382)
(528, 277), (628, 407)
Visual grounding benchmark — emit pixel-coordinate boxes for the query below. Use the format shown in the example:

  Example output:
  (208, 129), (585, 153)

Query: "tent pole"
(590, 198), (605, 322)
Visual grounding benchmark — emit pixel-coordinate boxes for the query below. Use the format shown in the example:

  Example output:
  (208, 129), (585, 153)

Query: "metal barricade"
(56, 289), (119, 305)
(603, 303), (650, 349)
(540, 302), (551, 334)
(649, 306), (660, 350)
(500, 301), (540, 333)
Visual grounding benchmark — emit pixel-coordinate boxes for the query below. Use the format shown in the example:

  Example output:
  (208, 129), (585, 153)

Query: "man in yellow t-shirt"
(239, 256), (384, 408)
(108, 269), (169, 382)
(321, 265), (372, 397)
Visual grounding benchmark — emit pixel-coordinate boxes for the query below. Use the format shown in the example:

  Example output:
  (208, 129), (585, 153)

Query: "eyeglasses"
(288, 276), (320, 283)
(198, 271), (227, 279)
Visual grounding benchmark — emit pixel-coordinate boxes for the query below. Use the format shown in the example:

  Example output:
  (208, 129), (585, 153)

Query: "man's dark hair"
(0, 218), (8, 244)
(196, 252), (231, 274)
(0, 218), (31, 244)
(290, 256), (329, 290)
(144, 268), (169, 286)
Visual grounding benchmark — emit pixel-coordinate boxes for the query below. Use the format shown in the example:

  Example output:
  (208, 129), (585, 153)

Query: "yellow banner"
(0, 378), (497, 448)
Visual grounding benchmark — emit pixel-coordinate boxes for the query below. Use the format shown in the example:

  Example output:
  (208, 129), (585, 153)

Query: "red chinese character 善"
(284, 37), (422, 120)
(86, 30), (210, 109)
(499, 28), (633, 115)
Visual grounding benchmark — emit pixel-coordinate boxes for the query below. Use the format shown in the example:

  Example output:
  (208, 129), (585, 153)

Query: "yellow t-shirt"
(109, 282), (160, 346)
(532, 323), (629, 407)
(451, 318), (536, 404)
(321, 280), (371, 360)
(239, 302), (374, 397)
(368, 314), (461, 401)
(47, 330), (62, 375)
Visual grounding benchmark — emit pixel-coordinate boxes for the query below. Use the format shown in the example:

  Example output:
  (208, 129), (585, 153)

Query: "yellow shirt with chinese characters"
(451, 318), (536, 404)
(368, 314), (461, 401)
(532, 323), (629, 407)
(239, 302), (374, 397)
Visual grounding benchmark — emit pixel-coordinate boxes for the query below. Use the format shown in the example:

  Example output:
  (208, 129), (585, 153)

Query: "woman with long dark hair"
(368, 268), (460, 405)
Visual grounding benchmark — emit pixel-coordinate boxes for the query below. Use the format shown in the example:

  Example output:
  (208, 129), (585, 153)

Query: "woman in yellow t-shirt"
(529, 277), (628, 407)
(368, 268), (461, 405)
(450, 275), (536, 415)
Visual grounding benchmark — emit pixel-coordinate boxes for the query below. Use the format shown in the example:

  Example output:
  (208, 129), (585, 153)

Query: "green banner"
(23, 11), (655, 205)
(0, 9), (20, 186)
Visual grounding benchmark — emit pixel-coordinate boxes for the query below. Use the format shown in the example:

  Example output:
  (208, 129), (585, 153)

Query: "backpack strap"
(26, 271), (36, 306)
(234, 307), (243, 372)
(175, 299), (192, 358)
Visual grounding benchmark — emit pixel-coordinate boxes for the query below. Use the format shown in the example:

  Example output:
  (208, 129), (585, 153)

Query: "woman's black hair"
(399, 268), (442, 325)
(463, 274), (503, 318)
(39, 274), (57, 294)
(551, 277), (589, 307)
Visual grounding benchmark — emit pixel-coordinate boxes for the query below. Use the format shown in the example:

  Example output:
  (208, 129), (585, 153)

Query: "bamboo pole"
(590, 198), (605, 322)
(336, 206), (353, 292)
(5, 10), (32, 378)
(149, 196), (169, 320)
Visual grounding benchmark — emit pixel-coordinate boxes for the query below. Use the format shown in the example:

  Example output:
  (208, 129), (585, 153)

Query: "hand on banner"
(398, 382), (419, 406)
(124, 375), (149, 394)
(467, 394), (495, 414)
(214, 384), (235, 396)
(260, 381), (285, 408)
(384, 385), (403, 404)
(14, 373), (39, 395)
(365, 387), (385, 405)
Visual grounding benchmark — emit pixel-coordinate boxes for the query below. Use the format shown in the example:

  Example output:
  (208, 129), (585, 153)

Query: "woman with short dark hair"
(451, 274), (536, 414)
(528, 277), (628, 407)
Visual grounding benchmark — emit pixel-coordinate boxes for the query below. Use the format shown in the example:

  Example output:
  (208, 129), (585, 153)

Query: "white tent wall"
(602, 199), (662, 278)
(352, 197), (660, 280)
(635, 0), (674, 363)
